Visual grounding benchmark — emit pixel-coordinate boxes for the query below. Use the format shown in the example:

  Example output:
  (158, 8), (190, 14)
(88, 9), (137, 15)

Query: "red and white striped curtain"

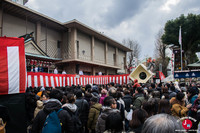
(27, 72), (130, 88)
(0, 37), (26, 95)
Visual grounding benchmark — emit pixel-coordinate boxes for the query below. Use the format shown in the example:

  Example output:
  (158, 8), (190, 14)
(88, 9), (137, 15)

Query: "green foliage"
(162, 13), (200, 64)
(190, 53), (199, 63)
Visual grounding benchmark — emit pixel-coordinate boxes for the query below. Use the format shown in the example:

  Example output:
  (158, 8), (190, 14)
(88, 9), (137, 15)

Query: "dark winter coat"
(75, 98), (89, 125)
(117, 100), (125, 120)
(122, 94), (133, 112)
(62, 103), (81, 133)
(95, 107), (119, 133)
(31, 99), (73, 133)
(132, 93), (145, 110)
(148, 97), (160, 114)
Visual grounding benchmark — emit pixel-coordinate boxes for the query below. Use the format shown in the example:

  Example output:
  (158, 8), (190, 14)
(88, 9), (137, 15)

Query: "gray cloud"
(99, 0), (150, 28)
(26, 0), (200, 59)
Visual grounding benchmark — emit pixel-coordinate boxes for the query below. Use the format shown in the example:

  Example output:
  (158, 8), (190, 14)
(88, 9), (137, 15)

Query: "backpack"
(42, 109), (63, 133)
(65, 108), (82, 133)
(105, 112), (123, 132)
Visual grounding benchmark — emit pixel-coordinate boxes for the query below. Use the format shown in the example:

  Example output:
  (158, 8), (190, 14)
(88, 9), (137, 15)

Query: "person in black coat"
(31, 89), (73, 133)
(122, 89), (133, 131)
(75, 90), (89, 133)
(122, 90), (133, 112)
(63, 93), (82, 133)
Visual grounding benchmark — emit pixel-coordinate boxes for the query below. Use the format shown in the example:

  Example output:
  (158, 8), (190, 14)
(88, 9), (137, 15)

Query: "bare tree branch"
(122, 38), (141, 68)
(154, 29), (169, 76)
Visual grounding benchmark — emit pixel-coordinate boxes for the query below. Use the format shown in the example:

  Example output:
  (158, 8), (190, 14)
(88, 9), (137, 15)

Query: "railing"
(76, 54), (124, 68)
(78, 55), (91, 61)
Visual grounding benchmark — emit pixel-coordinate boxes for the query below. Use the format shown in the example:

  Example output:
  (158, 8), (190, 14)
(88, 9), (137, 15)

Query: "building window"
(123, 57), (126, 69)
(57, 41), (61, 58)
(57, 41), (61, 48)
(77, 41), (79, 58)
(113, 53), (116, 65)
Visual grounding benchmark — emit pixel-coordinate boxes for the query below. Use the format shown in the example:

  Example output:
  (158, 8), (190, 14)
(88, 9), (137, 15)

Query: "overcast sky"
(26, 0), (200, 59)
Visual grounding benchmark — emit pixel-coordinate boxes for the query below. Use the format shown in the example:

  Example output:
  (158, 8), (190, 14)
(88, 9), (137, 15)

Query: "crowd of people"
(2, 80), (200, 133)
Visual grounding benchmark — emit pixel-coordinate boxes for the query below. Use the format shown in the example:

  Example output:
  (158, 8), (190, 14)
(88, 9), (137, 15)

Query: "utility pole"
(179, 26), (183, 71)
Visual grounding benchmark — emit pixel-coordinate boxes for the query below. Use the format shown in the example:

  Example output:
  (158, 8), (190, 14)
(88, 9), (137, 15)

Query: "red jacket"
(133, 79), (141, 88)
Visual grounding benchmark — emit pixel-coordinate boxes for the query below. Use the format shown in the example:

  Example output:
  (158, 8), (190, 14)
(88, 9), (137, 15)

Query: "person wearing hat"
(34, 91), (50, 118)
(87, 97), (102, 133)
(91, 86), (100, 100)
(36, 87), (45, 98)
(133, 79), (140, 88)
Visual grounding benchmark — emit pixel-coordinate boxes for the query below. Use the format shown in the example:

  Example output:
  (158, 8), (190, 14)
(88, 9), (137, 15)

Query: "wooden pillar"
(125, 53), (127, 74)
(36, 22), (41, 47)
(115, 48), (118, 66)
(91, 36), (94, 61)
(71, 28), (77, 59)
(105, 42), (108, 64)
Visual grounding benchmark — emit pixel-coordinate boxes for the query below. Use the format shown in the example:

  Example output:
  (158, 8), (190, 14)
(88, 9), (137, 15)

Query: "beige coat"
(170, 97), (188, 118)
(34, 100), (44, 118)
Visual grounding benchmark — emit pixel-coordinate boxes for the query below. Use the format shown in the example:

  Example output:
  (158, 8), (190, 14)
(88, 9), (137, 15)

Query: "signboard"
(155, 79), (160, 83)
(174, 70), (200, 78)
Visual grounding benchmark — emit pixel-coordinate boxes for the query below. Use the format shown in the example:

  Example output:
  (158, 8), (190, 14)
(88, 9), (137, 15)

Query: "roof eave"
(3, 0), (66, 30)
(56, 59), (121, 69)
